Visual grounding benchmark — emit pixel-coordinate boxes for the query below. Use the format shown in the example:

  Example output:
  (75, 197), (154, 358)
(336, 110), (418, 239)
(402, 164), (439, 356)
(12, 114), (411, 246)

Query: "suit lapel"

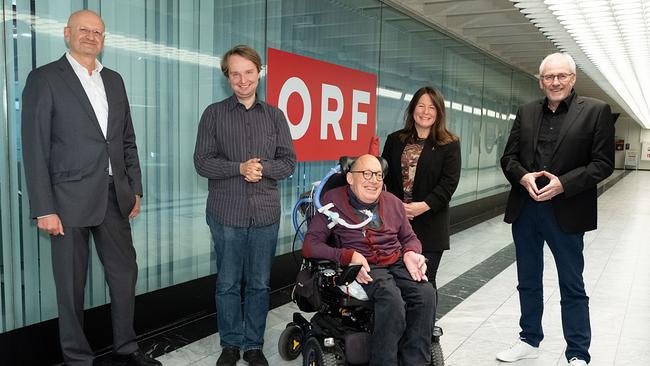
(101, 69), (117, 139)
(531, 100), (544, 155)
(413, 139), (434, 187)
(551, 96), (584, 157)
(55, 55), (104, 138)
(392, 137), (408, 193)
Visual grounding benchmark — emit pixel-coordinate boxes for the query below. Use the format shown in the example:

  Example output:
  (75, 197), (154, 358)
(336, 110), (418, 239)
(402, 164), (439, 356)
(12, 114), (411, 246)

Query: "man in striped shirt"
(193, 45), (296, 366)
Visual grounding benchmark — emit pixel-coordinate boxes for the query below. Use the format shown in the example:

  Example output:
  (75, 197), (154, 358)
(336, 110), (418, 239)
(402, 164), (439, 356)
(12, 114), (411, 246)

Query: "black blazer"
(501, 94), (614, 233)
(21, 55), (142, 227)
(382, 131), (461, 252)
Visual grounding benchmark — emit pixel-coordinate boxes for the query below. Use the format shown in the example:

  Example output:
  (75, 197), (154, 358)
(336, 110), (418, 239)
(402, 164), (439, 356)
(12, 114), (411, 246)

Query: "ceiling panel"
(383, 0), (631, 122)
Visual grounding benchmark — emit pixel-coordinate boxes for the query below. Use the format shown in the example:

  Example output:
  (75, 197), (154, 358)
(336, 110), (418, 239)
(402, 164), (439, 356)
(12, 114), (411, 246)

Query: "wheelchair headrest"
(339, 156), (388, 176)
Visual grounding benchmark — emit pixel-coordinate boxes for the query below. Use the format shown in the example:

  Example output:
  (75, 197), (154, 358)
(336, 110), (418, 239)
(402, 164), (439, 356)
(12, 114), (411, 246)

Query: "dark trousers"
(513, 199), (591, 363)
(361, 258), (436, 366)
(50, 182), (139, 366)
(423, 251), (444, 290)
(423, 251), (443, 322)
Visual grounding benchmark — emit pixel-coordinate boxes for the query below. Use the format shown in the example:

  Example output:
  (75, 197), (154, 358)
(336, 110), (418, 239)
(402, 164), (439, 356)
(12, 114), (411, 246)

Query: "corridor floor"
(155, 170), (650, 366)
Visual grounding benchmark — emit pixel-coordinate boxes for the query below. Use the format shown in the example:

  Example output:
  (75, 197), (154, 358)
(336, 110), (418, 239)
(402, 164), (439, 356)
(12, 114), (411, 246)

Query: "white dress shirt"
(65, 52), (112, 175)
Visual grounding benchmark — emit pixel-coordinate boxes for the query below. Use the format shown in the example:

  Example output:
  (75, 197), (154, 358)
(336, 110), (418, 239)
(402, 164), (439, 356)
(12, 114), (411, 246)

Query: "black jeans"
(423, 251), (444, 290)
(361, 258), (436, 366)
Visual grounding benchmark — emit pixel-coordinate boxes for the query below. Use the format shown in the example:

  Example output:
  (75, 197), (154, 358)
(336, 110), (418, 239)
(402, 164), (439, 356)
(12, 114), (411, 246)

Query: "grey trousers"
(50, 182), (139, 366)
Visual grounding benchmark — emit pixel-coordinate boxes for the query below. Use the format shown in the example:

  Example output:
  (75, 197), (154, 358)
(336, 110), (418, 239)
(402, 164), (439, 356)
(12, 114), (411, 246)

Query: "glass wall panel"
(0, 0), (538, 333)
(0, 1), (11, 331)
(476, 59), (514, 199)
(1, 0), (269, 330)
(376, 6), (444, 142)
(442, 45), (486, 205)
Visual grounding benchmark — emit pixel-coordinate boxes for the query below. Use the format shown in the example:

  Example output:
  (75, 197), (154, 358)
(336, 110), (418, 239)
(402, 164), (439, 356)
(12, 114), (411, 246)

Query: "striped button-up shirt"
(194, 95), (296, 227)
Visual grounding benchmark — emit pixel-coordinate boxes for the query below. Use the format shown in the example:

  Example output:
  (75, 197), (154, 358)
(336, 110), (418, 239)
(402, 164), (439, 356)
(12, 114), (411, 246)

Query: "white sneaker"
(496, 340), (539, 362)
(568, 357), (588, 365)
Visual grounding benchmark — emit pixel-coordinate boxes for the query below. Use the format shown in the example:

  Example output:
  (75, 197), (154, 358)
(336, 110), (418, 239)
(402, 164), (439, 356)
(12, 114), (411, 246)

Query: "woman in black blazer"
(381, 86), (461, 289)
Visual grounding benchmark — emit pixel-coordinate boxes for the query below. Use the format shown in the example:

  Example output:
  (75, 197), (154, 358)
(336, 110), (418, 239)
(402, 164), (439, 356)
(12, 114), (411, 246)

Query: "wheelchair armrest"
(302, 259), (362, 285)
(306, 258), (337, 267)
(337, 264), (362, 286)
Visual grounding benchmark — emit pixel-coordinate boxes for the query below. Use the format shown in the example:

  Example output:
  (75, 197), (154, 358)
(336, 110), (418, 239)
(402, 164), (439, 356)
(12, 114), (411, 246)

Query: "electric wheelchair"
(278, 157), (444, 366)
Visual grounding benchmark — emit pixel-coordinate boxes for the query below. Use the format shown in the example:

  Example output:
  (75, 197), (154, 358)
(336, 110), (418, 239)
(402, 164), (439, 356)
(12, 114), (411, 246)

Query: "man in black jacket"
(497, 53), (614, 366)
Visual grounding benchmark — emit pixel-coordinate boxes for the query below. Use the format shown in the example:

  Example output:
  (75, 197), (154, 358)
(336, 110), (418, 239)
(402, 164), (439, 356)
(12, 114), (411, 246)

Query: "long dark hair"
(400, 86), (458, 145)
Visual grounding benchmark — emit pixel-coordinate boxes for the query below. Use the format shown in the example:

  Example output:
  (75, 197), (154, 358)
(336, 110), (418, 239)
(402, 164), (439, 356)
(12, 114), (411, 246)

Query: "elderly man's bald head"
(67, 10), (105, 29)
(350, 154), (381, 172)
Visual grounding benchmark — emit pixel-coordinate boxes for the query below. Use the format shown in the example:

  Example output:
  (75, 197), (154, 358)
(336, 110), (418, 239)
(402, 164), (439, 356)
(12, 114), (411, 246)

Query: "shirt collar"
(227, 94), (263, 111)
(65, 52), (103, 76)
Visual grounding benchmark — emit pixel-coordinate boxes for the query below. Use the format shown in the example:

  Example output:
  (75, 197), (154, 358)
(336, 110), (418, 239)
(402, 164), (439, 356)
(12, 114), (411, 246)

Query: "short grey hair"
(539, 53), (576, 76)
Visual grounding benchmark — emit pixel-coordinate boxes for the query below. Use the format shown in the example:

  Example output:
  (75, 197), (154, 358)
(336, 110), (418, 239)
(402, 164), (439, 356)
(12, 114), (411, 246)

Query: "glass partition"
(0, 0), (538, 332)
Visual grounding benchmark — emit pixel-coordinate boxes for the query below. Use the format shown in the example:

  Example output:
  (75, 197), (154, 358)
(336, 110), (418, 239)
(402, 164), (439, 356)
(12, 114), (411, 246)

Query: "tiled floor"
(155, 170), (649, 366)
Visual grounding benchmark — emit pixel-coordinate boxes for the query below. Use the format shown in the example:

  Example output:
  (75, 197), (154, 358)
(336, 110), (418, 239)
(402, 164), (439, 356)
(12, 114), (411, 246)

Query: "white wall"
(614, 116), (650, 170)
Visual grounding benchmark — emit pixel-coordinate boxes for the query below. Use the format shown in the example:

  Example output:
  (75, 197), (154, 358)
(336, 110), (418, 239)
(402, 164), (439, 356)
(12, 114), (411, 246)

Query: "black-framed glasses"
(349, 170), (384, 181)
(541, 73), (573, 83)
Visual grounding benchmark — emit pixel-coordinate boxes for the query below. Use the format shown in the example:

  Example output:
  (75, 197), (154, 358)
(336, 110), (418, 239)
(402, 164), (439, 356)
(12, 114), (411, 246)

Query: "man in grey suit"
(21, 10), (160, 366)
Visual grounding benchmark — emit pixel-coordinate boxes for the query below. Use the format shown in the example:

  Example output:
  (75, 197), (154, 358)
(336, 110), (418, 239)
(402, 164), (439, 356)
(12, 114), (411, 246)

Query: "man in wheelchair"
(302, 154), (436, 366)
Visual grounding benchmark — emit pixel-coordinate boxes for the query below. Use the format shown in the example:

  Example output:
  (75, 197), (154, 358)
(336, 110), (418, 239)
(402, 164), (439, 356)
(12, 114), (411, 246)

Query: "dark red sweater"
(303, 186), (422, 265)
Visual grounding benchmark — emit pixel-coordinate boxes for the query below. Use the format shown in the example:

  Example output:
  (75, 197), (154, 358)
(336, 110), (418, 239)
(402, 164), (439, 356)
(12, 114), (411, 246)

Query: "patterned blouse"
(401, 140), (425, 203)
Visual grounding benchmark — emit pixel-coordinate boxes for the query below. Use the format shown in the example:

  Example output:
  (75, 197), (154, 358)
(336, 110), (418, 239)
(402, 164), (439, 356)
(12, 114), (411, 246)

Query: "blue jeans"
(206, 213), (279, 351)
(513, 199), (591, 363)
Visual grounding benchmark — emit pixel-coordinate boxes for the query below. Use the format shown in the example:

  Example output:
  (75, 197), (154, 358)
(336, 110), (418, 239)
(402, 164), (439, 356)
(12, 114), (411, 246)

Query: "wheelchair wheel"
(278, 323), (304, 360)
(302, 337), (340, 366)
(430, 339), (444, 366)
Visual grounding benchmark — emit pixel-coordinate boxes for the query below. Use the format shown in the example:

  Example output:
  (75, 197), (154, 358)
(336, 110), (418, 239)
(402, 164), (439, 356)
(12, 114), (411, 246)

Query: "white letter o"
(278, 77), (311, 140)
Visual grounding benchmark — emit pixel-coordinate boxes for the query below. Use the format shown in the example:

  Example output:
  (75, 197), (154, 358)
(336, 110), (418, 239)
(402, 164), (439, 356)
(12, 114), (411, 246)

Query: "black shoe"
(216, 347), (240, 366)
(243, 349), (269, 366)
(113, 350), (161, 366)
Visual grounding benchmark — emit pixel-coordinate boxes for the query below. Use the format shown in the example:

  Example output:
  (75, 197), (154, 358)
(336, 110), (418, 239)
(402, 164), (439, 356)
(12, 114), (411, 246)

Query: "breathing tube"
(292, 163), (375, 243)
(313, 165), (373, 230)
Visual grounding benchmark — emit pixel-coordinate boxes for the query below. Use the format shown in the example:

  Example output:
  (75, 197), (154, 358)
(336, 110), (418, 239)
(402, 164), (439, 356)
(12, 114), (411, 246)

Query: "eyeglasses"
(540, 73), (573, 83)
(70, 26), (105, 38)
(349, 170), (384, 181)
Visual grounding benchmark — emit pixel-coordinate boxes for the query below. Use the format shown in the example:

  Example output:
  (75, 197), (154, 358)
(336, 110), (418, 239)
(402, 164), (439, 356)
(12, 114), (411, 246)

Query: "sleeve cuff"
(340, 249), (355, 265)
(514, 167), (529, 182)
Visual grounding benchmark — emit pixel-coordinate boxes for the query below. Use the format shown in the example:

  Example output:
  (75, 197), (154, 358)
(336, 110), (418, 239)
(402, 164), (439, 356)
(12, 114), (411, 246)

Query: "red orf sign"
(266, 48), (377, 162)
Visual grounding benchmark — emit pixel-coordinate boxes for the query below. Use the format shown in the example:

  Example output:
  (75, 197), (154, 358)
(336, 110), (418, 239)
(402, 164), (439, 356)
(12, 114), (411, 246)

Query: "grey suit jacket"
(500, 94), (614, 233)
(21, 55), (142, 227)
